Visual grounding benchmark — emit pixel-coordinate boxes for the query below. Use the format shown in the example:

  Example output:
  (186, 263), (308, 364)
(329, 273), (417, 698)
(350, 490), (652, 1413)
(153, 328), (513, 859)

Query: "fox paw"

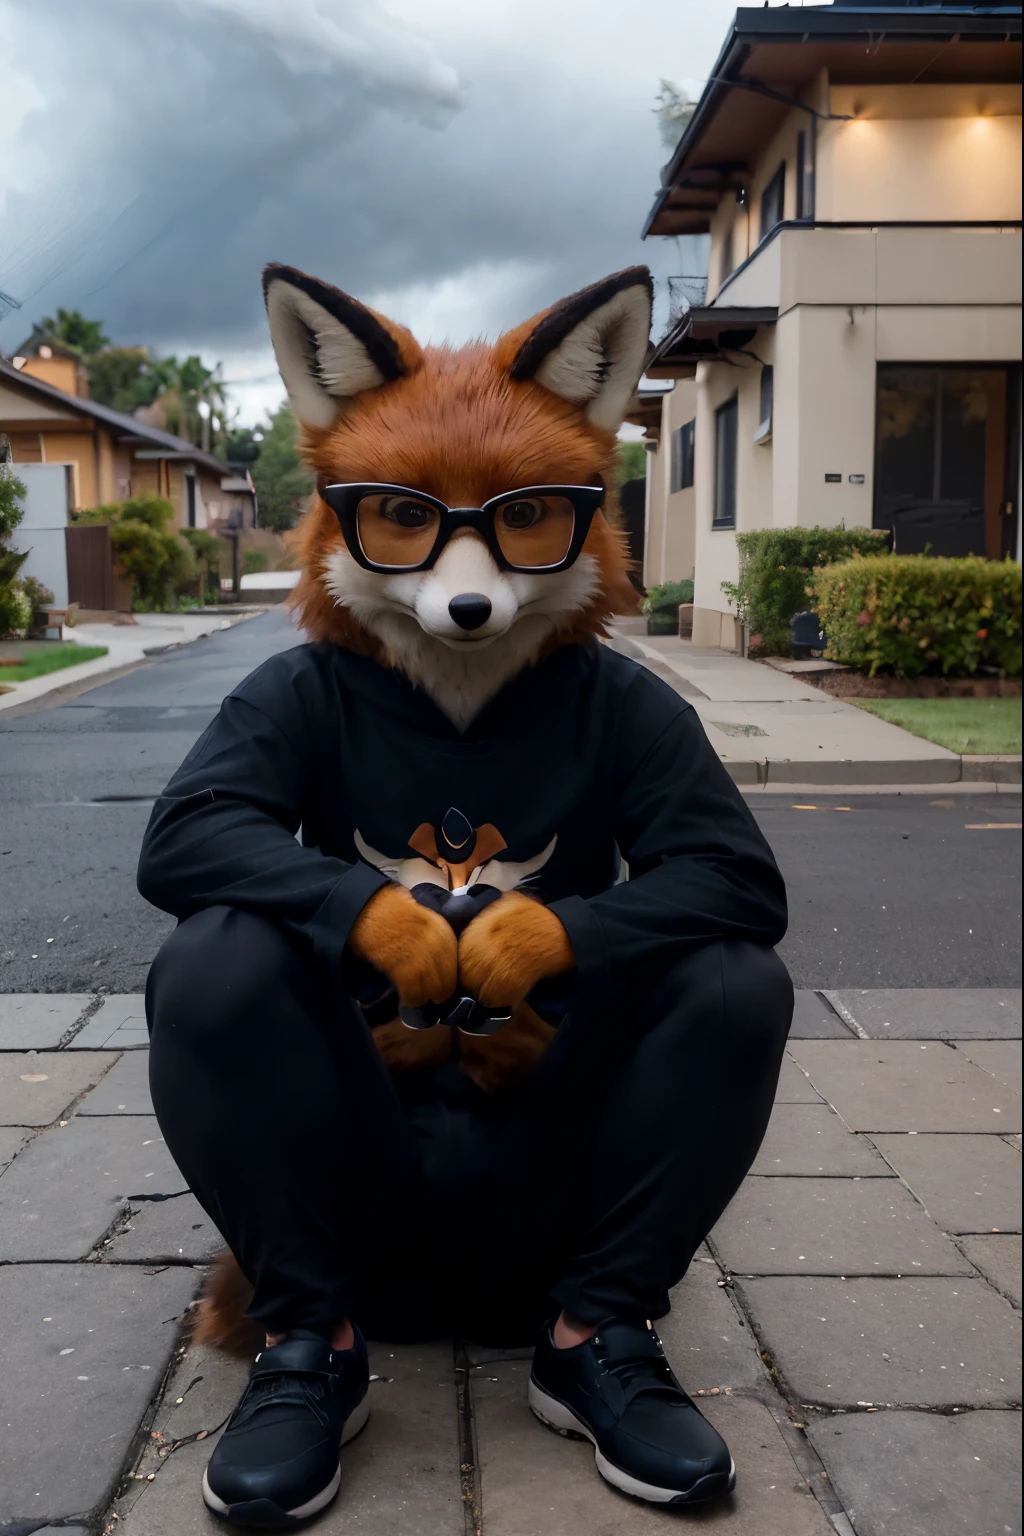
(348, 884), (458, 1006)
(458, 891), (575, 1007)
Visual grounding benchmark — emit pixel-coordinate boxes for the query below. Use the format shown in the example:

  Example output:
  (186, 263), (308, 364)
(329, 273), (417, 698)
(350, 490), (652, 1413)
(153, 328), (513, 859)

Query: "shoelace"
(229, 1371), (331, 1430)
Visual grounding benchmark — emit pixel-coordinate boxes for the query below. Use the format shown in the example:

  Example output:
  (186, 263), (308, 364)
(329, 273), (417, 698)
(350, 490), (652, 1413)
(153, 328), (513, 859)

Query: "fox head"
(263, 263), (651, 728)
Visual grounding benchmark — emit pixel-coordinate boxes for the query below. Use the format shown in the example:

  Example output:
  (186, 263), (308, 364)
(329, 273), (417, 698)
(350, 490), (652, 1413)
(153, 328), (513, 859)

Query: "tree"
(251, 406), (314, 532)
(223, 426), (265, 468)
(617, 441), (647, 485)
(87, 348), (178, 414)
(37, 307), (110, 355)
(654, 80), (696, 150)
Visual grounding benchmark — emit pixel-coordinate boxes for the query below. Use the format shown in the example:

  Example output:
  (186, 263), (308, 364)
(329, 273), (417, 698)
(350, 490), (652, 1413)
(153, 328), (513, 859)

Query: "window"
(759, 163), (785, 242)
(874, 365), (1014, 558)
(720, 222), (734, 286)
(670, 420), (695, 492)
(713, 397), (738, 529)
(754, 366), (773, 444)
(185, 473), (197, 529)
(796, 130), (814, 220)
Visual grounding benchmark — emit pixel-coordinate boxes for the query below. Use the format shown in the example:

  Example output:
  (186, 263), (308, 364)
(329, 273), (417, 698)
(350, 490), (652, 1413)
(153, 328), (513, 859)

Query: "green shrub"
(721, 526), (889, 655)
(642, 578), (694, 615)
(243, 549), (269, 575)
(181, 527), (223, 598)
(79, 496), (197, 610)
(0, 465), (30, 636)
(812, 555), (1022, 678)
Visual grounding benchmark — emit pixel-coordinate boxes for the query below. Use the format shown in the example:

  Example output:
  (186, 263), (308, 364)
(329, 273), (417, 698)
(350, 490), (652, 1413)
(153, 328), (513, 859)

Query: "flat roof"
(644, 5), (1022, 237)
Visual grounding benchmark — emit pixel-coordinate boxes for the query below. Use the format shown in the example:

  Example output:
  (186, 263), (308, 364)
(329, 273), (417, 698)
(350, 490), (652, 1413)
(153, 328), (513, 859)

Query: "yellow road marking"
(964, 823), (1022, 830)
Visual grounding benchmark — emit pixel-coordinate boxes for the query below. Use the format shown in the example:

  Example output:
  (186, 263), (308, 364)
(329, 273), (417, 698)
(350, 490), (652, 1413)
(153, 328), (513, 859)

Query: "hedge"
(811, 555), (1022, 678)
(642, 578), (694, 615)
(721, 526), (889, 655)
(79, 495), (196, 610)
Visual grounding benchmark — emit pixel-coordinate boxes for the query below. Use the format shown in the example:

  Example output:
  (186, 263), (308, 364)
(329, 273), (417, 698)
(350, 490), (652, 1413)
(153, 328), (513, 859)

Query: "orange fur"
(290, 325), (639, 647)
(458, 1000), (557, 1094)
(348, 883), (457, 1006)
(458, 890), (576, 1008)
(192, 1250), (260, 1356)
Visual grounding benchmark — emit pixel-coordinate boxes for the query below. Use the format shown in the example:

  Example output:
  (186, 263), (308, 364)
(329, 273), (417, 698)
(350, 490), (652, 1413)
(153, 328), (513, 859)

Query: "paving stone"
(77, 1048), (153, 1115)
(70, 993), (148, 1050)
(658, 1251), (770, 1393)
(712, 1178), (970, 1277)
(0, 1050), (116, 1127)
(869, 1133), (1022, 1234)
(105, 1192), (224, 1264)
(961, 1234), (1022, 1308)
(736, 1276), (1021, 1408)
(953, 1040), (1022, 1095)
(0, 1126), (32, 1172)
(830, 988), (1022, 1040)
(751, 1105), (893, 1177)
(790, 991), (853, 1039)
(113, 1340), (463, 1534)
(807, 1408), (1022, 1536)
(775, 1052), (824, 1104)
(0, 1262), (200, 1524)
(0, 1115), (187, 1261)
(0, 992), (91, 1049)
(471, 1364), (832, 1534)
(788, 1041), (1022, 1133)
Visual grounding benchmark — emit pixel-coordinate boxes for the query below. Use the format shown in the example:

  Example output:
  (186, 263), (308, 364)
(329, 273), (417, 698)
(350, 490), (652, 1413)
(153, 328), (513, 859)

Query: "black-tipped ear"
(262, 264), (416, 430)
(509, 267), (653, 431)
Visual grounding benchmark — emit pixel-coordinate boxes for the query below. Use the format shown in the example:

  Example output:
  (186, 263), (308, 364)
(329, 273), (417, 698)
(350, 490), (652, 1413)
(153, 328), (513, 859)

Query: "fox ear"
(262, 264), (422, 430)
(506, 267), (653, 432)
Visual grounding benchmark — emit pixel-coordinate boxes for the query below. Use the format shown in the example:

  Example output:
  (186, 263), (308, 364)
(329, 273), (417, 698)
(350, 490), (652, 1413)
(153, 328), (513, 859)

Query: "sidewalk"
(608, 630), (1022, 790)
(0, 610), (263, 714)
(0, 989), (1019, 1535)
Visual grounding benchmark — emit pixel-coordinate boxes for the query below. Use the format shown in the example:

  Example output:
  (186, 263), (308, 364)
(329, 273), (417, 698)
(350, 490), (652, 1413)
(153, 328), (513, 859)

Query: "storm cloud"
(1, 0), (729, 417)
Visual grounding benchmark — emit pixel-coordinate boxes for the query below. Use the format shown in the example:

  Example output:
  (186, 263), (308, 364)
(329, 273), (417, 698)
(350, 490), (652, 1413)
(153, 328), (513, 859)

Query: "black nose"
(448, 593), (492, 631)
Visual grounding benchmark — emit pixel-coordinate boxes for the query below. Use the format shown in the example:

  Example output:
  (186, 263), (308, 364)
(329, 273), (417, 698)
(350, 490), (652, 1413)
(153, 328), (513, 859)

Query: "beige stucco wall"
(644, 380), (697, 587)
(818, 85), (1021, 224)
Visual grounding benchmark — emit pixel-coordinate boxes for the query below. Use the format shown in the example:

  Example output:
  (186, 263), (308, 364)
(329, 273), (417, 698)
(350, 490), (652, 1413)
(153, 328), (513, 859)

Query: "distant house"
(0, 355), (256, 612)
(0, 355), (256, 533)
(640, 1), (1021, 651)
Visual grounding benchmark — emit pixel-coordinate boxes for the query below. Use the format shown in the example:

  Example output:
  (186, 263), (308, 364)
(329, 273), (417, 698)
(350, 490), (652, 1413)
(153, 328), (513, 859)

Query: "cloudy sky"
(0, 0), (786, 423)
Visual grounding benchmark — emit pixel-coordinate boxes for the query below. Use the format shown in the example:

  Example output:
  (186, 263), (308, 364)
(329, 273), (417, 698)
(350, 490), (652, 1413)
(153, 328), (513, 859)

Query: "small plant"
(722, 526), (889, 655)
(242, 549), (270, 575)
(0, 464), (30, 637)
(812, 555), (1021, 678)
(180, 527), (223, 600)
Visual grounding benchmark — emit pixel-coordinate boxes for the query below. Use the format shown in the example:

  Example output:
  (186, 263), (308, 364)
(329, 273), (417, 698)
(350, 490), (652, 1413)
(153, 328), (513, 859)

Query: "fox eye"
(381, 496), (434, 529)
(501, 498), (545, 530)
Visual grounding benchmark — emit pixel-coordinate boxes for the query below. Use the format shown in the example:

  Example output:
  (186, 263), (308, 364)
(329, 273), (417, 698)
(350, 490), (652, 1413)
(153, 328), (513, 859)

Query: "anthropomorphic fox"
(138, 264), (790, 1527)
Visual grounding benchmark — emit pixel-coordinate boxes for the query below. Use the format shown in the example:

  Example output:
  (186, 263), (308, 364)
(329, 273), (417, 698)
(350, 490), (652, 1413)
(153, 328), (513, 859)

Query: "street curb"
(724, 757), (1021, 787)
(741, 780), (1021, 795)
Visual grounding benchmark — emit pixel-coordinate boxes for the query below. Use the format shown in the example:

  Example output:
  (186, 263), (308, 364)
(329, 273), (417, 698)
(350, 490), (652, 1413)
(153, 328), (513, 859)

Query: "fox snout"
(409, 532), (518, 647)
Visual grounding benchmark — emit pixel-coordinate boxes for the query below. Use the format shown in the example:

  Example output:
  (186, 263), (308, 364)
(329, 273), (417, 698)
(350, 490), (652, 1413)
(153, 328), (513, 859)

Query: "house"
(640, 1), (1021, 650)
(0, 355), (256, 610)
(0, 355), (256, 534)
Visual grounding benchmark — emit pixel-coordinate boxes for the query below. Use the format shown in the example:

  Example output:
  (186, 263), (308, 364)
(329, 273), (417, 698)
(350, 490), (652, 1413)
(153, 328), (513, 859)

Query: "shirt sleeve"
(550, 671), (788, 995)
(136, 668), (388, 979)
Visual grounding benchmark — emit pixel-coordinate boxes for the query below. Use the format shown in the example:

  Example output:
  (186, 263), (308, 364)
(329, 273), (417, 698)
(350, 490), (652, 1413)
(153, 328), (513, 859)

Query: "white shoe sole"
(202, 1393), (370, 1522)
(528, 1379), (736, 1506)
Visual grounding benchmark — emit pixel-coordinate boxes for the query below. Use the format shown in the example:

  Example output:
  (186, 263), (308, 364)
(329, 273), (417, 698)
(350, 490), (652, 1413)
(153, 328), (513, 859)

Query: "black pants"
(147, 906), (792, 1344)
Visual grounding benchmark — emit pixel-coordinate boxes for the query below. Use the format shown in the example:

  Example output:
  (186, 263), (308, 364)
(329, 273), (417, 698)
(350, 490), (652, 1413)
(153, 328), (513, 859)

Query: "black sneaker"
(529, 1318), (735, 1505)
(202, 1328), (370, 1529)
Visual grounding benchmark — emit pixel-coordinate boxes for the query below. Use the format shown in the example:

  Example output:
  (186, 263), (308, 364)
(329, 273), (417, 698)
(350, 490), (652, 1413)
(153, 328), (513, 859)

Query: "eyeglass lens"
(354, 491), (577, 570)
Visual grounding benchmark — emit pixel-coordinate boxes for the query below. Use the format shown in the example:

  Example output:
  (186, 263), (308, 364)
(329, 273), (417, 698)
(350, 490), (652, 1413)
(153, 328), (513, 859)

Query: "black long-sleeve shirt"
(137, 639), (787, 993)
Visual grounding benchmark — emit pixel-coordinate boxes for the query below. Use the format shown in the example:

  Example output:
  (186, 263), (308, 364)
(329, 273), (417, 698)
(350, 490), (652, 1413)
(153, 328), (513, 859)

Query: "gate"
(65, 524), (116, 610)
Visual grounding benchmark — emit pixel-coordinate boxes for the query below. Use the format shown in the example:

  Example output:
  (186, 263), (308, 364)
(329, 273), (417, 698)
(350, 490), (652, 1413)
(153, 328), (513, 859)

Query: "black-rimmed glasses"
(318, 482), (605, 575)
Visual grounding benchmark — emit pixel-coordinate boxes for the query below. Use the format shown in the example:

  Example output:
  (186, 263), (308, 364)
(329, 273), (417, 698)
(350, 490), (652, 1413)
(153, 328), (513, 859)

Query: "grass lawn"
(0, 643), (109, 684)
(853, 697), (1022, 755)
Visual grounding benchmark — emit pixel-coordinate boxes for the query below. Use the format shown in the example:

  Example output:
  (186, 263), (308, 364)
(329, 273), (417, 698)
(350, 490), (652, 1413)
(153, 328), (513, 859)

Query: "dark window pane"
(759, 366), (773, 432)
(714, 398), (738, 528)
(796, 132), (807, 219)
(876, 368), (937, 504)
(760, 163), (785, 241)
(939, 371), (988, 506)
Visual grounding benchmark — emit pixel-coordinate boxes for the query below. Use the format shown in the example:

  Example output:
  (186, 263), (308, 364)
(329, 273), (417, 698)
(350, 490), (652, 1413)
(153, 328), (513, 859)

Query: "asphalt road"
(1, 611), (1020, 993)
